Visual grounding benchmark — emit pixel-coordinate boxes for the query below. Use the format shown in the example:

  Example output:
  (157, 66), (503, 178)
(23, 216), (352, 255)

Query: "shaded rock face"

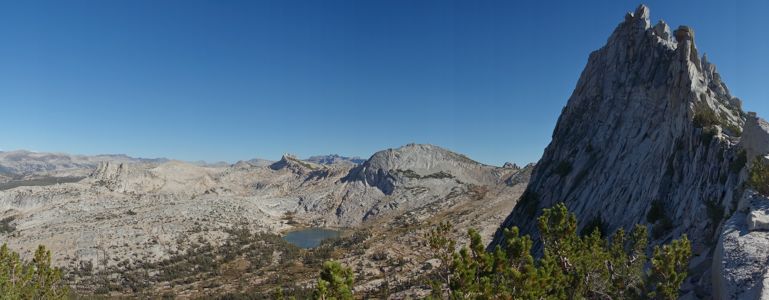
(494, 5), (746, 294)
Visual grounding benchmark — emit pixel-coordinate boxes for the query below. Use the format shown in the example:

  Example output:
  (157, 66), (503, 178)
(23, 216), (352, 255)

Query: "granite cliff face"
(494, 5), (752, 298)
(712, 114), (769, 300)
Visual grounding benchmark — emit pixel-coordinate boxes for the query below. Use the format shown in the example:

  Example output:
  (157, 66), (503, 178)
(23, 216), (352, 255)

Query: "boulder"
(714, 191), (769, 299)
(747, 210), (769, 232)
(741, 113), (769, 162)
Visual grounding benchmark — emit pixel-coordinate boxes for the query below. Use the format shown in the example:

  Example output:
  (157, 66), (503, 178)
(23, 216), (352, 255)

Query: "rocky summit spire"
(492, 5), (747, 296)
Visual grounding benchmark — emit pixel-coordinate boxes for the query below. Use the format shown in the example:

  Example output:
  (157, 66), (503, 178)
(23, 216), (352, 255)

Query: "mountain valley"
(4, 4), (769, 300)
(0, 144), (531, 297)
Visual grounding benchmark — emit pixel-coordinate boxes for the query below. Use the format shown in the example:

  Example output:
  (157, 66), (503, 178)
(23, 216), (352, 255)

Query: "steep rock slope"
(712, 114), (769, 300)
(494, 5), (746, 296)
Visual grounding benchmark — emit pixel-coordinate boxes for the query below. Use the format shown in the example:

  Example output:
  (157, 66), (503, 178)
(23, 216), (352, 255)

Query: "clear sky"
(0, 1), (767, 166)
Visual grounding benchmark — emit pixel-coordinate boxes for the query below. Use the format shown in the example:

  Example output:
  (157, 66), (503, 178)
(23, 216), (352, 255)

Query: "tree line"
(305, 203), (691, 300)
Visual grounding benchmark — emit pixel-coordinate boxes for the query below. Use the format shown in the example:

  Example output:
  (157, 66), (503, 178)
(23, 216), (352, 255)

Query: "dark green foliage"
(652, 217), (674, 239)
(749, 157), (769, 196)
(0, 216), (15, 234)
(424, 221), (456, 298)
(554, 161), (573, 177)
(423, 203), (691, 299)
(0, 244), (69, 299)
(580, 215), (606, 237)
(396, 169), (454, 180)
(71, 227), (306, 296)
(397, 169), (422, 179)
(313, 260), (354, 300)
(648, 200), (675, 239)
(370, 251), (387, 261)
(700, 127), (717, 144)
(731, 150), (748, 174)
(517, 190), (540, 217)
(422, 171), (454, 180)
(303, 230), (370, 266)
(705, 198), (725, 227)
(647, 200), (666, 223)
(648, 236), (692, 300)
(693, 106), (720, 128)
(725, 123), (743, 137)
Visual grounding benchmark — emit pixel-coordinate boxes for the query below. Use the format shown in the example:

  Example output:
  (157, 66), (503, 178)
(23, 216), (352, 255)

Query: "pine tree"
(648, 235), (691, 300)
(313, 260), (354, 300)
(425, 202), (692, 299)
(0, 244), (68, 299)
(424, 221), (456, 298)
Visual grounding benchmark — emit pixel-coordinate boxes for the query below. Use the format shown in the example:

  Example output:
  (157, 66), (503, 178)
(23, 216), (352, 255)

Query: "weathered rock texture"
(0, 144), (530, 296)
(344, 144), (505, 195)
(493, 5), (749, 298)
(712, 113), (769, 300)
(714, 190), (769, 300)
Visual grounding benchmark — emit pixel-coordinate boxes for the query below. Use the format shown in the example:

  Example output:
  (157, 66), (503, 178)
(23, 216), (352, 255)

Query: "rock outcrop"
(741, 113), (769, 163)
(269, 154), (323, 175)
(713, 114), (769, 300)
(493, 5), (747, 297)
(502, 162), (520, 169)
(713, 191), (769, 300)
(343, 144), (505, 194)
(90, 160), (219, 195)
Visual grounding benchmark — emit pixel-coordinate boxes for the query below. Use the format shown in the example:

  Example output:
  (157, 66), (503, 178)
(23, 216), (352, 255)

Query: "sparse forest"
(303, 203), (691, 300)
(0, 244), (68, 299)
(5, 203), (691, 300)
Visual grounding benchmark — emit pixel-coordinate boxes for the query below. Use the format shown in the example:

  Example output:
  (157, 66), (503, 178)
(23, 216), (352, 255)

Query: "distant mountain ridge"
(0, 150), (168, 180)
(0, 143), (531, 297)
(305, 154), (365, 165)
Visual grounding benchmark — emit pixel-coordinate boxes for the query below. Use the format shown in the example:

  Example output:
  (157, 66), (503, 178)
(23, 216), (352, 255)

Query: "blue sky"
(0, 1), (767, 166)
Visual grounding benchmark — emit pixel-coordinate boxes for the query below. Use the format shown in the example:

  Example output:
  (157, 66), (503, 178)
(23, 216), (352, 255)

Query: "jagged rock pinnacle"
(674, 25), (695, 43)
(634, 4), (650, 21)
(624, 4), (650, 29)
(653, 20), (671, 40)
(493, 7), (747, 297)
